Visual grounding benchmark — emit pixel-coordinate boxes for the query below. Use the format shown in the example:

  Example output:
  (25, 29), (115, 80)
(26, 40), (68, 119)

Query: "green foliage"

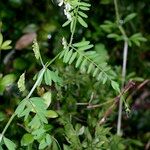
(60, 39), (119, 91)
(0, 74), (16, 95)
(3, 137), (16, 150)
(0, 0), (149, 149)
(100, 13), (147, 46)
(21, 133), (34, 146)
(0, 33), (12, 50)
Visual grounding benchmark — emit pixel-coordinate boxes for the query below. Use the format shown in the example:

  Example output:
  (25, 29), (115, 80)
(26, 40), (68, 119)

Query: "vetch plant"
(0, 39), (62, 149)
(101, 0), (147, 135)
(58, 0), (120, 92)
(0, 1), (120, 149)
(0, 0), (147, 149)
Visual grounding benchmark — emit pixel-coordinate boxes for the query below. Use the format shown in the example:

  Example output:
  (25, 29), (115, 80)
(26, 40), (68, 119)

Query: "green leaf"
(64, 49), (73, 63)
(79, 6), (90, 11)
(46, 110), (58, 118)
(15, 99), (27, 117)
(17, 73), (26, 92)
(102, 75), (107, 84)
(42, 91), (52, 108)
(107, 33), (120, 39)
(21, 134), (34, 146)
(73, 41), (90, 47)
(80, 59), (87, 70)
(63, 144), (70, 150)
(77, 16), (88, 28)
(44, 69), (52, 86)
(3, 137), (16, 150)
(0, 74), (16, 88)
(62, 20), (71, 27)
(87, 63), (94, 74)
(30, 97), (47, 110)
(78, 126), (85, 135)
(97, 72), (103, 81)
(1, 40), (12, 50)
(20, 107), (30, 120)
(32, 39), (40, 60)
(46, 134), (52, 145)
(59, 49), (65, 59)
(124, 13), (137, 23)
(0, 144), (3, 150)
(78, 44), (93, 51)
(50, 71), (62, 85)
(39, 139), (47, 149)
(0, 112), (7, 122)
(0, 33), (3, 47)
(78, 11), (88, 18)
(70, 18), (76, 33)
(32, 127), (45, 139)
(93, 68), (99, 77)
(29, 115), (41, 129)
(36, 69), (44, 86)
(63, 47), (69, 62)
(111, 81), (120, 92)
(75, 55), (83, 68)
(69, 52), (77, 64)
(30, 97), (48, 123)
(79, 2), (91, 7)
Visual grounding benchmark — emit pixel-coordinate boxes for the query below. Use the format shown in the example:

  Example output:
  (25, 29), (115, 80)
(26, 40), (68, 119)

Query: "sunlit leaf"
(21, 134), (34, 146)
(111, 81), (120, 92)
(42, 91), (52, 108)
(3, 137), (16, 150)
(77, 16), (88, 28)
(46, 110), (58, 118)
(73, 41), (90, 47)
(0, 33), (3, 47)
(124, 13), (137, 23)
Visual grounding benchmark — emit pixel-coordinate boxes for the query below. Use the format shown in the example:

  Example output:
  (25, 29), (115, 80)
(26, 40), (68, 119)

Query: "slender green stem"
(0, 113), (16, 142)
(114, 0), (120, 23)
(114, 0), (127, 39)
(46, 52), (61, 68)
(26, 68), (46, 99)
(51, 136), (62, 150)
(39, 55), (45, 68)
(114, 0), (129, 135)
(69, 9), (78, 45)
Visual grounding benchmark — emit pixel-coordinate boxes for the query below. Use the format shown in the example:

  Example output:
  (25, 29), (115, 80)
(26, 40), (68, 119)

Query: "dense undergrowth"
(0, 0), (150, 149)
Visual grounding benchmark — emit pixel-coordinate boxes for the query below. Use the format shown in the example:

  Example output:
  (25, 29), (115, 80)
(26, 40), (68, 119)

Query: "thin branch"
(99, 81), (135, 125)
(0, 113), (16, 142)
(114, 0), (129, 136)
(117, 40), (128, 135)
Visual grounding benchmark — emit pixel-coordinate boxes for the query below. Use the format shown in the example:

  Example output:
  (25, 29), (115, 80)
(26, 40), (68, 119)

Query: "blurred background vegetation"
(0, 0), (150, 149)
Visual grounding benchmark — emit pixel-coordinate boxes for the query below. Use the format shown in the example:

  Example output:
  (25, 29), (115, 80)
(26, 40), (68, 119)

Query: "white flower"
(64, 9), (72, 21)
(58, 1), (72, 21)
(58, 0), (64, 7)
(62, 37), (67, 49)
(66, 13), (72, 21)
(65, 3), (71, 11)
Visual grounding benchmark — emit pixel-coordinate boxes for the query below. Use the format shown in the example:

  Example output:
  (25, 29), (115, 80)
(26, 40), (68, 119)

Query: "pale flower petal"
(65, 3), (71, 11)
(58, 0), (64, 7)
(62, 37), (67, 48)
